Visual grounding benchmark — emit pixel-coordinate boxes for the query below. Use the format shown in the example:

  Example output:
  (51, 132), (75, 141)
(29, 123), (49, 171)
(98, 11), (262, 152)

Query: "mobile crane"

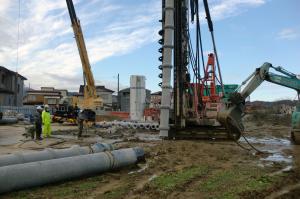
(66, 0), (103, 136)
(217, 62), (300, 144)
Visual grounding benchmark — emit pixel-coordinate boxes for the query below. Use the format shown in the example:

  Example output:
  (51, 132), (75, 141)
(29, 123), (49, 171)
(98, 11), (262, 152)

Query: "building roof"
(96, 86), (114, 93)
(68, 92), (84, 96)
(26, 90), (61, 95)
(79, 85), (114, 93)
(119, 87), (151, 93)
(118, 88), (130, 93)
(151, 91), (162, 96)
(0, 66), (27, 80)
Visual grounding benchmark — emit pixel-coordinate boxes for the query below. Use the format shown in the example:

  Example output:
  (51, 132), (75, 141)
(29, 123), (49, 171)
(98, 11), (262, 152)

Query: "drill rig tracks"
(169, 125), (231, 140)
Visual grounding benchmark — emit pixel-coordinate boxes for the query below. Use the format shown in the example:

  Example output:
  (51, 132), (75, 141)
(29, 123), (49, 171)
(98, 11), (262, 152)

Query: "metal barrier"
(0, 106), (35, 116)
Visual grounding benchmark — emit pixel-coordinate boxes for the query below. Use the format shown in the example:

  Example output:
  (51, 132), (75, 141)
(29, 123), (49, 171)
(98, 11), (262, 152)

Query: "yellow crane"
(66, 0), (103, 136)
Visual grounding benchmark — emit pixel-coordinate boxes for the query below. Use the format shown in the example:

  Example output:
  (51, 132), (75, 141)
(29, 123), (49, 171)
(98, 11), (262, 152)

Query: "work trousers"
(35, 123), (42, 139)
(43, 124), (51, 137)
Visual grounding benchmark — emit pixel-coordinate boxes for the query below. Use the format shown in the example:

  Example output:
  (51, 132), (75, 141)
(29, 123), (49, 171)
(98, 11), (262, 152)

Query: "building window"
(101, 94), (108, 100)
(47, 98), (57, 105)
(1, 74), (5, 84)
(28, 95), (36, 101)
(18, 84), (20, 93)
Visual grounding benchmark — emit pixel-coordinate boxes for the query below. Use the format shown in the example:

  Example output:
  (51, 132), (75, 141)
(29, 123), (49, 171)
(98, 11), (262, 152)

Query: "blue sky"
(0, 0), (299, 101)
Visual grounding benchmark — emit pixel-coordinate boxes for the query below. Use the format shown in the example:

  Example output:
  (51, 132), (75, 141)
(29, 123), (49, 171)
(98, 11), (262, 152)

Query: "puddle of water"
(241, 136), (290, 146)
(242, 136), (294, 168)
(128, 164), (148, 175)
(52, 134), (76, 140)
(262, 153), (293, 164)
(148, 174), (158, 182)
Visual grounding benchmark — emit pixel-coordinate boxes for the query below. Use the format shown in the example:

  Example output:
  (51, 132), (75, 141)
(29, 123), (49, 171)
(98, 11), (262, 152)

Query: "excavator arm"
(217, 62), (300, 143)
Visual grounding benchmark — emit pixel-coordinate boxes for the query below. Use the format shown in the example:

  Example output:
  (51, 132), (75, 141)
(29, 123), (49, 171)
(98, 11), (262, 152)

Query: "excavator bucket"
(217, 105), (244, 140)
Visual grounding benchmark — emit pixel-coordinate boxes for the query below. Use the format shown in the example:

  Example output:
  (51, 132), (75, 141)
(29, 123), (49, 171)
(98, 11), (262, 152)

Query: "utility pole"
(117, 73), (120, 93)
(14, 73), (18, 106)
(117, 73), (120, 111)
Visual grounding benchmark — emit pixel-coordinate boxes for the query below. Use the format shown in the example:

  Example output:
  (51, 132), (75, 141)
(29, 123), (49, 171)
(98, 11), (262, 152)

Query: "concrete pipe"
(118, 121), (123, 127)
(151, 124), (157, 130)
(139, 123), (145, 129)
(144, 123), (151, 130)
(127, 122), (133, 129)
(0, 143), (113, 167)
(98, 121), (104, 125)
(156, 124), (160, 131)
(121, 121), (128, 128)
(102, 121), (107, 127)
(124, 122), (131, 128)
(0, 147), (144, 194)
(131, 123), (138, 129)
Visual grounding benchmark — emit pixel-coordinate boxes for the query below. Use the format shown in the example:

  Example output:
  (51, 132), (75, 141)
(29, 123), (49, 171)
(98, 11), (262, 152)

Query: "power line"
(16, 0), (21, 73)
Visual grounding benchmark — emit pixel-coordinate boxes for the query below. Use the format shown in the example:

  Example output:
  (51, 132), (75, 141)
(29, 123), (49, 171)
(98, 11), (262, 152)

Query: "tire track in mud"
(165, 168), (216, 199)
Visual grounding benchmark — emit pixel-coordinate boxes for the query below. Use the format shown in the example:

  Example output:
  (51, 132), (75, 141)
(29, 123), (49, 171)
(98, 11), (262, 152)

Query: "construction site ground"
(0, 115), (300, 199)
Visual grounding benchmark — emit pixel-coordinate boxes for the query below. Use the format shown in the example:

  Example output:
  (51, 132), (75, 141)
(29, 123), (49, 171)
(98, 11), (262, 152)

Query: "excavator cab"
(292, 105), (300, 144)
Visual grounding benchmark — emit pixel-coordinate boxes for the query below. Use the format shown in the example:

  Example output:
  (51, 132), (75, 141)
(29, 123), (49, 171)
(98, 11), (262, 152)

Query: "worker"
(42, 105), (52, 138)
(34, 106), (43, 140)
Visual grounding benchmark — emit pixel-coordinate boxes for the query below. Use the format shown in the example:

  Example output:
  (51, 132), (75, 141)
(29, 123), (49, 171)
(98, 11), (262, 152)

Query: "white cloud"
(0, 0), (265, 92)
(277, 28), (299, 40)
(0, 0), (12, 13)
(0, 0), (160, 91)
(250, 82), (298, 101)
(200, 0), (266, 21)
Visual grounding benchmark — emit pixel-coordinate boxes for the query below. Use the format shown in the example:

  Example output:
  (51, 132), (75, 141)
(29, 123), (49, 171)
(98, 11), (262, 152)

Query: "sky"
(0, 0), (299, 101)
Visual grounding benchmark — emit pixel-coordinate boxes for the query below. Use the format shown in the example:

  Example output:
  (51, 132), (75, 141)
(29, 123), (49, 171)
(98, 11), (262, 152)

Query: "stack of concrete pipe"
(96, 121), (160, 131)
(0, 143), (145, 194)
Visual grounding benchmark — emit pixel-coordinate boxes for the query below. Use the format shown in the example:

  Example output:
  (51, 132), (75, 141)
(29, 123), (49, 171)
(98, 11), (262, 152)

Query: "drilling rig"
(158, 0), (300, 144)
(159, 0), (236, 139)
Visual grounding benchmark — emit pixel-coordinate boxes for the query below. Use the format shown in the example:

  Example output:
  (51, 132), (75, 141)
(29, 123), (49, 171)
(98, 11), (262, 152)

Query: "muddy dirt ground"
(0, 117), (299, 199)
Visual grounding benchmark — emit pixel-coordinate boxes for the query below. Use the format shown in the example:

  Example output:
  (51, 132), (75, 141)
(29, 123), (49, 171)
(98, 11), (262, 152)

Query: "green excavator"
(217, 62), (300, 144)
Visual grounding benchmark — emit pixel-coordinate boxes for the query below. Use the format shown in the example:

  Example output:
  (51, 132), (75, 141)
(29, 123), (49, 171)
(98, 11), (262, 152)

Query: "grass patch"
(150, 165), (209, 192)
(5, 175), (105, 199)
(198, 167), (281, 199)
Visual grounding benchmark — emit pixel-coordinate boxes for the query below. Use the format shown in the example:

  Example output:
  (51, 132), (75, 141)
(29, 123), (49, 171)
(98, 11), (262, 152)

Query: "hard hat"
(44, 104), (49, 108)
(36, 106), (43, 110)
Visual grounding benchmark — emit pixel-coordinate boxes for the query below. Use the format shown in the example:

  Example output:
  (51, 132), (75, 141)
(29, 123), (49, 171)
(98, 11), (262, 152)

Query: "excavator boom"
(217, 62), (300, 143)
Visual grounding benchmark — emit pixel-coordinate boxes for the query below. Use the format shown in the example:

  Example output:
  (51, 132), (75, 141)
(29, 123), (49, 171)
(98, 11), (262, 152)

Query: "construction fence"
(0, 105), (36, 116)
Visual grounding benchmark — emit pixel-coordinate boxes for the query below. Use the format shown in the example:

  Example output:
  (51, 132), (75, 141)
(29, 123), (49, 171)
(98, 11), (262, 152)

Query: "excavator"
(217, 62), (300, 144)
(66, 0), (103, 136)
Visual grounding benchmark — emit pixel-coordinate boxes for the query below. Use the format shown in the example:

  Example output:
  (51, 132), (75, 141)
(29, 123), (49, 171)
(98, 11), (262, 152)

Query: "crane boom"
(66, 0), (102, 110)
